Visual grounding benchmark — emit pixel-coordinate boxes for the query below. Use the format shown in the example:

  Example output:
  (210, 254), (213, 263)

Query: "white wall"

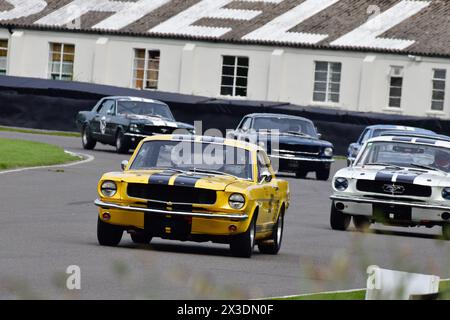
(2, 28), (450, 119)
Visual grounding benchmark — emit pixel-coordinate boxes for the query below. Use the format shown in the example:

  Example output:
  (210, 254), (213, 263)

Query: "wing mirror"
(121, 160), (129, 171)
(260, 170), (273, 184)
(317, 133), (322, 139)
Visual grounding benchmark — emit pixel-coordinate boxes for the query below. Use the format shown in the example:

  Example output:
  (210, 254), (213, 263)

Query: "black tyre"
(258, 210), (284, 255)
(316, 168), (331, 181)
(443, 224), (450, 240)
(81, 125), (96, 150)
(330, 202), (351, 231)
(115, 130), (130, 154)
(353, 216), (371, 232)
(295, 170), (308, 179)
(97, 217), (123, 246)
(131, 232), (153, 244)
(230, 216), (256, 258)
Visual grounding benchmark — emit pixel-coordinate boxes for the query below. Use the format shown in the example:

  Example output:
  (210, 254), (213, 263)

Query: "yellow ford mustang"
(94, 135), (290, 257)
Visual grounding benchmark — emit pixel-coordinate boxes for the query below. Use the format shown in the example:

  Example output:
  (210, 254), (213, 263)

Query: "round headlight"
(229, 193), (245, 209)
(324, 147), (333, 157)
(442, 188), (450, 200)
(334, 177), (349, 191)
(101, 181), (117, 197)
(130, 123), (140, 133)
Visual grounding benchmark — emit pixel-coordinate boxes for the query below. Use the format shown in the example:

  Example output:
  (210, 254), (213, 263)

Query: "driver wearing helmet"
(434, 150), (450, 171)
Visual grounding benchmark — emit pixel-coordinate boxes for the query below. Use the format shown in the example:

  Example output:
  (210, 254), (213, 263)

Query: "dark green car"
(75, 96), (195, 153)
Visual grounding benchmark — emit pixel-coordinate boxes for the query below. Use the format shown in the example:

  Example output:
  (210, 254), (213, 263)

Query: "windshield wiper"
(285, 131), (312, 138)
(408, 163), (447, 174)
(139, 167), (186, 173)
(188, 168), (238, 179)
(365, 163), (404, 170)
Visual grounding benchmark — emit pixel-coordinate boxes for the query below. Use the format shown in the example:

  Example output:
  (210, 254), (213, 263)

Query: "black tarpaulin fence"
(0, 75), (448, 155)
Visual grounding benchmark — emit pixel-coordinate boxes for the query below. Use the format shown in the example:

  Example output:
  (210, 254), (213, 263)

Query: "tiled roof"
(0, 0), (449, 57)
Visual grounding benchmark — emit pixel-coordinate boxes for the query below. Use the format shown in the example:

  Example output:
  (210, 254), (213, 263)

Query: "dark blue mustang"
(229, 113), (334, 180)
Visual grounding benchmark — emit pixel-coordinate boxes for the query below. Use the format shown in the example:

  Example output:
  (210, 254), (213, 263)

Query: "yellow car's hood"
(103, 170), (252, 191)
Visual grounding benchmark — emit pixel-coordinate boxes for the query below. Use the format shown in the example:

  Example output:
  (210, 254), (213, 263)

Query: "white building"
(0, 0), (449, 118)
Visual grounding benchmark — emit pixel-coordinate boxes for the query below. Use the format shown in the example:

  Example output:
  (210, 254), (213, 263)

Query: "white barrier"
(366, 265), (440, 300)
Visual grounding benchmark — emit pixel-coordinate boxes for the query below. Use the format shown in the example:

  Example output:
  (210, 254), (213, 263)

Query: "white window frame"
(313, 61), (342, 104)
(132, 49), (160, 90)
(0, 39), (8, 75)
(48, 43), (75, 81)
(220, 55), (249, 98)
(388, 66), (404, 109)
(431, 68), (447, 112)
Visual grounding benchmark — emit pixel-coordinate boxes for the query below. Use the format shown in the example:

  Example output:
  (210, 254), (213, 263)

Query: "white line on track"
(0, 151), (95, 175)
(262, 278), (450, 300)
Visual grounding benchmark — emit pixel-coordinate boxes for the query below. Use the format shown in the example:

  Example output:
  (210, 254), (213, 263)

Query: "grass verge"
(0, 126), (80, 138)
(0, 138), (81, 170)
(276, 280), (450, 300)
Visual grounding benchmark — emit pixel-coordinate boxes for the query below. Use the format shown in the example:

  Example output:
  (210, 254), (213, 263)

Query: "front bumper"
(331, 195), (450, 223)
(95, 199), (248, 220)
(270, 154), (334, 172)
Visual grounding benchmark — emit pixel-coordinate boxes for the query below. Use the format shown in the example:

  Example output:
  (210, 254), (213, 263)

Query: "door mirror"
(317, 133), (322, 139)
(121, 160), (129, 171)
(259, 170), (273, 184)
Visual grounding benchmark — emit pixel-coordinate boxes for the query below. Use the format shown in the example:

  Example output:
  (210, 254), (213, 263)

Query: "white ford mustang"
(330, 133), (450, 240)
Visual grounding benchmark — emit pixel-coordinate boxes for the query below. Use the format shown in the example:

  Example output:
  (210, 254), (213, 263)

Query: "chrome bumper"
(270, 155), (334, 162)
(330, 195), (450, 222)
(330, 195), (450, 210)
(94, 199), (249, 220)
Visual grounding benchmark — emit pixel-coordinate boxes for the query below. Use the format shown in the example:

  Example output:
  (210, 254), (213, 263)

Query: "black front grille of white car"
(127, 183), (217, 205)
(356, 180), (432, 197)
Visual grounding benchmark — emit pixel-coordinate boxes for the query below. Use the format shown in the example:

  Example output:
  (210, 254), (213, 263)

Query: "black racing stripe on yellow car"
(148, 171), (177, 185)
(173, 175), (203, 187)
(375, 171), (394, 182)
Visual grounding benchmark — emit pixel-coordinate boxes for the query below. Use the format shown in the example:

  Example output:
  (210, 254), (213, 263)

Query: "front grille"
(142, 125), (177, 135)
(356, 180), (432, 197)
(127, 183), (217, 205)
(277, 143), (321, 155)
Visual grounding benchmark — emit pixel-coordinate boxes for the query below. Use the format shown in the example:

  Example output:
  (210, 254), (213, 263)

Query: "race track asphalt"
(0, 131), (449, 300)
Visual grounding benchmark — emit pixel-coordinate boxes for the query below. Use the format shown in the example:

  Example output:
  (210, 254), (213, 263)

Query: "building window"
(388, 66), (404, 108)
(431, 69), (447, 111)
(133, 49), (160, 90)
(0, 39), (8, 75)
(220, 56), (249, 97)
(313, 61), (341, 103)
(49, 43), (75, 81)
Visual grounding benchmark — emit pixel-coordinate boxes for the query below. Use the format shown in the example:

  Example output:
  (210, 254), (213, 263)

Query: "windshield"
(253, 117), (317, 137)
(117, 101), (174, 120)
(130, 140), (254, 180)
(355, 141), (450, 173)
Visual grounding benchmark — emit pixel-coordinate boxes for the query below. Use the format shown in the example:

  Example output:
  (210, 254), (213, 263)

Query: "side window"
(359, 129), (371, 144)
(240, 117), (252, 131)
(99, 100), (115, 115)
(257, 151), (270, 180)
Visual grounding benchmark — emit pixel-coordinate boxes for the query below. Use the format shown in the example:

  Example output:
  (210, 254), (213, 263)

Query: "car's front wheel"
(295, 170), (308, 179)
(316, 167), (331, 181)
(97, 217), (123, 246)
(258, 210), (284, 255)
(81, 125), (96, 150)
(115, 130), (130, 154)
(131, 232), (153, 244)
(443, 224), (450, 240)
(230, 216), (256, 258)
(353, 216), (371, 232)
(330, 202), (351, 231)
